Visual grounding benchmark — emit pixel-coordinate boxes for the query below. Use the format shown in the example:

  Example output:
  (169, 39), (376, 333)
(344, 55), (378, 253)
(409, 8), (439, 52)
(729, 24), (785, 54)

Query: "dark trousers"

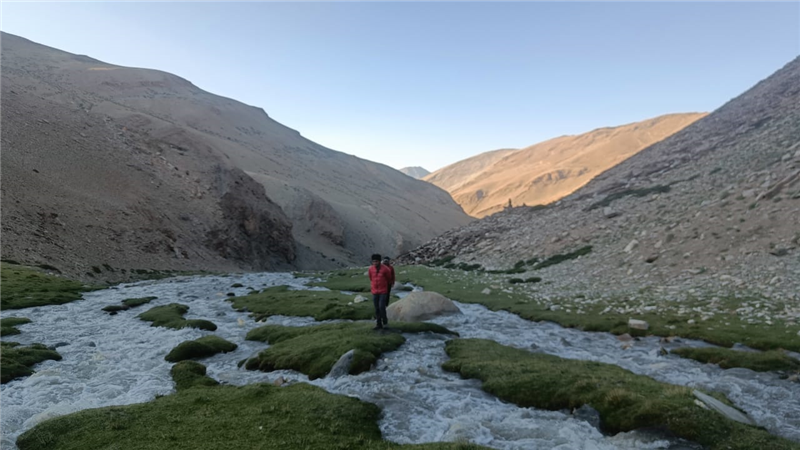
(373, 293), (389, 326)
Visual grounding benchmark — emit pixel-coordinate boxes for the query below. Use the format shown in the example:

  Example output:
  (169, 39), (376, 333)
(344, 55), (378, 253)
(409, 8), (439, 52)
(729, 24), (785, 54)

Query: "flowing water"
(1, 272), (798, 449)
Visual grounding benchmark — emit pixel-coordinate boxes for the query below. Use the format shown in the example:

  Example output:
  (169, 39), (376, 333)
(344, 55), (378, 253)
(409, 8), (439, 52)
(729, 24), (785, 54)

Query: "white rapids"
(1, 272), (798, 449)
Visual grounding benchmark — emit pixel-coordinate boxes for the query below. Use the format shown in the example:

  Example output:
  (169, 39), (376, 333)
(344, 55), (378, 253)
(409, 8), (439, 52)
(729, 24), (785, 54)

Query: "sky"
(1, 2), (798, 172)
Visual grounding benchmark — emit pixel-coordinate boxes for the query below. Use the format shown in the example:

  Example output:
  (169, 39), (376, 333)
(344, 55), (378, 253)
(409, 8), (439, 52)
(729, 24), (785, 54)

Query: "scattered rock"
(624, 239), (639, 253)
(603, 207), (620, 219)
(481, 288), (492, 295)
(628, 318), (649, 330)
(353, 295), (367, 304)
(273, 376), (286, 386)
(692, 390), (755, 425)
(617, 333), (633, 342)
(387, 292), (461, 322)
(327, 349), (355, 379)
(645, 254), (659, 263)
(572, 404), (601, 430)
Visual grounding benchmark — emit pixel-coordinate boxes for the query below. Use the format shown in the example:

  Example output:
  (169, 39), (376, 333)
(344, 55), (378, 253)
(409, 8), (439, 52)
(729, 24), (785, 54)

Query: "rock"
(481, 288), (492, 295)
(624, 239), (639, 253)
(645, 254), (659, 263)
(48, 342), (70, 350)
(617, 333), (633, 342)
(549, 304), (561, 311)
(387, 292), (461, 322)
(687, 319), (696, 325)
(392, 282), (405, 290)
(572, 404), (601, 430)
(327, 349), (355, 378)
(273, 376), (286, 386)
(353, 295), (368, 304)
(742, 189), (757, 198)
(692, 390), (755, 425)
(628, 319), (649, 330)
(603, 207), (620, 219)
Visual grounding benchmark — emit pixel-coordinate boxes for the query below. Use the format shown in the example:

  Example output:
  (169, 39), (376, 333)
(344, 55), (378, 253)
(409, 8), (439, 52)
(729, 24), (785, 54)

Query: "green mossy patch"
(138, 304), (217, 331)
(17, 377), (486, 450)
(384, 266), (800, 352)
(1, 262), (98, 310)
(309, 271), (371, 292)
(229, 285), (375, 321)
(122, 296), (158, 308)
(1, 317), (32, 337)
(671, 347), (800, 373)
(1, 341), (62, 384)
(101, 305), (129, 314)
(246, 322), (456, 380)
(165, 336), (238, 363)
(169, 360), (219, 390)
(443, 339), (798, 450)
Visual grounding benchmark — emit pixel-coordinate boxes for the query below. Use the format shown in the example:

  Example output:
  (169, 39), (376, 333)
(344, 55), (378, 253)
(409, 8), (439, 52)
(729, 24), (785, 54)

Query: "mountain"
(0, 33), (472, 279)
(402, 57), (800, 298)
(424, 114), (705, 217)
(399, 166), (431, 179)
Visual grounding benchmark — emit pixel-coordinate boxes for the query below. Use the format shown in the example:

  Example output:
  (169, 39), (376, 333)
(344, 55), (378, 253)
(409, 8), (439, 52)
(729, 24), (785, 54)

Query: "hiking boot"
(382, 318), (388, 325)
(373, 324), (383, 330)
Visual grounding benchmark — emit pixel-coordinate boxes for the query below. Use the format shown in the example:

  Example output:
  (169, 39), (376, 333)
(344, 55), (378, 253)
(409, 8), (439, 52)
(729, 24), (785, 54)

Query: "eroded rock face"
(206, 166), (295, 269)
(387, 291), (462, 322)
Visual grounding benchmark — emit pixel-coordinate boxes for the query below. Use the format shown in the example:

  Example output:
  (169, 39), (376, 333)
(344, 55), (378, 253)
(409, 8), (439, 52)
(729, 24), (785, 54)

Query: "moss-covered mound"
(671, 347), (800, 372)
(122, 296), (158, 308)
(1, 262), (97, 309)
(309, 271), (371, 292)
(101, 305), (129, 314)
(246, 322), (456, 380)
(170, 360), (219, 391)
(229, 285), (374, 321)
(165, 336), (238, 363)
(1, 341), (62, 384)
(1, 317), (32, 337)
(16, 378), (485, 450)
(138, 304), (217, 331)
(442, 338), (798, 450)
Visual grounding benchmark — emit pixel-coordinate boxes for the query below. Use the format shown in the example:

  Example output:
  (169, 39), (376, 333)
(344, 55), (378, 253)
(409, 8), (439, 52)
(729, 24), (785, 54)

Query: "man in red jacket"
(382, 256), (396, 297)
(368, 253), (391, 329)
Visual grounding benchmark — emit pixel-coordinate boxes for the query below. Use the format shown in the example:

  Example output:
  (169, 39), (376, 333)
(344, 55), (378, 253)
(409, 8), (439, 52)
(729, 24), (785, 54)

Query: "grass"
(229, 285), (376, 321)
(1, 341), (62, 384)
(170, 361), (219, 390)
(379, 265), (800, 353)
(309, 271), (371, 292)
(103, 296), (159, 315)
(531, 246), (592, 270)
(1, 317), (31, 337)
(138, 304), (217, 331)
(165, 336), (238, 363)
(443, 339), (799, 450)
(122, 296), (158, 307)
(671, 347), (800, 372)
(245, 322), (456, 380)
(1, 262), (98, 309)
(17, 370), (486, 450)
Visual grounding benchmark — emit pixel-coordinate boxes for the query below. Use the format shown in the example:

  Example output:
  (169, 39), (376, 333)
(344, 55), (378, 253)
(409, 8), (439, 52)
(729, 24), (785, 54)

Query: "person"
(382, 256), (396, 298)
(368, 254), (391, 329)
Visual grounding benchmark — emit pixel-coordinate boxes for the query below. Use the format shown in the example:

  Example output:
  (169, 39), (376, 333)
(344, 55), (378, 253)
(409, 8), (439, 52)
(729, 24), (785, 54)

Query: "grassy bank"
(1, 317), (32, 337)
(165, 336), (238, 363)
(443, 338), (799, 450)
(311, 266), (800, 353)
(671, 347), (800, 372)
(17, 363), (485, 450)
(138, 304), (217, 331)
(1, 341), (62, 384)
(229, 285), (375, 321)
(246, 322), (456, 379)
(1, 263), (98, 309)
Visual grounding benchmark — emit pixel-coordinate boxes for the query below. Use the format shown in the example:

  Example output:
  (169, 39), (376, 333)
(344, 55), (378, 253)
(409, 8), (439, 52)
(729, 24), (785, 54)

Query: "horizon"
(1, 2), (798, 172)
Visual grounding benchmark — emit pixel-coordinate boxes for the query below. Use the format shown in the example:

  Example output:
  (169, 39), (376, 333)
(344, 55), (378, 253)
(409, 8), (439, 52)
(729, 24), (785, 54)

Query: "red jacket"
(368, 264), (391, 294)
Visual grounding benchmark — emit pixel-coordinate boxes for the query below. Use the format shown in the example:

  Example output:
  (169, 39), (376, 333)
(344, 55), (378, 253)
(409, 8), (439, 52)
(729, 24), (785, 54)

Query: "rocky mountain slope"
(399, 166), (430, 179)
(425, 115), (705, 217)
(0, 33), (472, 279)
(402, 57), (800, 304)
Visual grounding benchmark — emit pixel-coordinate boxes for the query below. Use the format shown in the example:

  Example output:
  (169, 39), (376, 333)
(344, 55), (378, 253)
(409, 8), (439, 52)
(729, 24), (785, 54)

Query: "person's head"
(382, 257), (391, 265)
(371, 254), (382, 267)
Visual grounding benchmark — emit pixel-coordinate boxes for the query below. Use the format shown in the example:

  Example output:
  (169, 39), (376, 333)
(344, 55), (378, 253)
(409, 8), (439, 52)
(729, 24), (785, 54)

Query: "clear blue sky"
(2, 2), (798, 172)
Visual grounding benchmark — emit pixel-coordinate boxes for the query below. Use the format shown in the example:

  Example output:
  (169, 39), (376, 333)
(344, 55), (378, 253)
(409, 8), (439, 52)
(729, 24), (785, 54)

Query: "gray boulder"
(692, 390), (755, 425)
(327, 349), (355, 378)
(387, 291), (461, 322)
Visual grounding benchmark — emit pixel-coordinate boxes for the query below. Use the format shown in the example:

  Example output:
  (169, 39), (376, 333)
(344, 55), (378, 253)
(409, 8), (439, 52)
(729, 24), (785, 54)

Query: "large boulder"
(387, 291), (461, 322)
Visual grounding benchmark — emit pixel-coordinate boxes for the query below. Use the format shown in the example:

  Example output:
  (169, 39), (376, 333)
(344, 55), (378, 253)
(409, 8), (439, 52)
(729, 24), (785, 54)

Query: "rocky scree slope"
(403, 57), (800, 312)
(425, 114), (705, 218)
(0, 33), (471, 279)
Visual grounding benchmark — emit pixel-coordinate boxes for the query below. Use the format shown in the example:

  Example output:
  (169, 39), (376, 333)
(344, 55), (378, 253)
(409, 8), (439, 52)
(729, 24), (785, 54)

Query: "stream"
(1, 272), (798, 449)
